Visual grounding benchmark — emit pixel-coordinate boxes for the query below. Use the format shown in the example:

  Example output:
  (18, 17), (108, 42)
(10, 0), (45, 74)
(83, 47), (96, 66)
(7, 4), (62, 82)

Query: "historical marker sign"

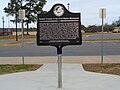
(37, 4), (82, 88)
(37, 4), (82, 46)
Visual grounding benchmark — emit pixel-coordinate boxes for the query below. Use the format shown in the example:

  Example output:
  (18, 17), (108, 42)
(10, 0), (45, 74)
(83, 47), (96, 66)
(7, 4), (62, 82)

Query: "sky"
(0, 0), (120, 28)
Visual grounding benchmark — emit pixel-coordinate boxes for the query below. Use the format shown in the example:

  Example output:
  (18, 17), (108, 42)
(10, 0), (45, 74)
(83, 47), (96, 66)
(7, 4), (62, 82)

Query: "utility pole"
(2, 16), (5, 36)
(15, 0), (18, 41)
(67, 3), (70, 11)
(8, 16), (11, 32)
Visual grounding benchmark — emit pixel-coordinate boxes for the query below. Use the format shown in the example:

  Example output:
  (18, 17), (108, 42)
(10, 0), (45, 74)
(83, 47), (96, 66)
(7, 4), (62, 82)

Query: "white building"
(113, 27), (120, 33)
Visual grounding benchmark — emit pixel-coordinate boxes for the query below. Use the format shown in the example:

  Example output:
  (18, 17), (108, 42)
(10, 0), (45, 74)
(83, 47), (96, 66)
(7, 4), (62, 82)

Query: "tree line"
(4, 0), (47, 35)
(4, 0), (120, 34)
(81, 17), (120, 33)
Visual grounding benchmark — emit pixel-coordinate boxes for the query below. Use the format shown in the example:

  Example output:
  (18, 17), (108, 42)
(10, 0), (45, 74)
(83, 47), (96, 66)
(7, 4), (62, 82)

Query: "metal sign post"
(21, 19), (24, 64)
(99, 8), (106, 64)
(58, 54), (62, 88)
(57, 46), (63, 88)
(37, 4), (82, 88)
(19, 9), (25, 65)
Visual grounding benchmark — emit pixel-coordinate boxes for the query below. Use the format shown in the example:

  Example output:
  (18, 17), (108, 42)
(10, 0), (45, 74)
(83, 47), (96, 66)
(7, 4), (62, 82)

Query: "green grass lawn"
(0, 64), (42, 75)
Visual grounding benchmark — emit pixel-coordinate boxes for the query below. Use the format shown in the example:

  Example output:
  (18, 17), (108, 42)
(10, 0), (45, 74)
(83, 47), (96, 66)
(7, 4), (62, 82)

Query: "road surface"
(0, 42), (120, 57)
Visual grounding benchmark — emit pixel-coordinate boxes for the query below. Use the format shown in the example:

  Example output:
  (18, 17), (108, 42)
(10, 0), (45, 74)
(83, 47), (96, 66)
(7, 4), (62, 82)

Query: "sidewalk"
(0, 55), (120, 64)
(0, 64), (120, 90)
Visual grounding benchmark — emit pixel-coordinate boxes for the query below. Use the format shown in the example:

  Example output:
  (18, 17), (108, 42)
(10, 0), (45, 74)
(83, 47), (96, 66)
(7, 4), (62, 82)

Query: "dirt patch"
(83, 64), (120, 76)
(0, 64), (43, 75)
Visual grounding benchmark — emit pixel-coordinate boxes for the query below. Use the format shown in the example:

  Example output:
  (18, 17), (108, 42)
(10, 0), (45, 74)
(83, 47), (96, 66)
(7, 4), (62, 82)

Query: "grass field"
(0, 64), (42, 75)
(83, 64), (120, 76)
(0, 64), (120, 76)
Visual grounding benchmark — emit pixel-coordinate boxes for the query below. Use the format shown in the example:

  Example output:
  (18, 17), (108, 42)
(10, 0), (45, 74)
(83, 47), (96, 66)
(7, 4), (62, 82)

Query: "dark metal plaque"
(37, 4), (82, 46)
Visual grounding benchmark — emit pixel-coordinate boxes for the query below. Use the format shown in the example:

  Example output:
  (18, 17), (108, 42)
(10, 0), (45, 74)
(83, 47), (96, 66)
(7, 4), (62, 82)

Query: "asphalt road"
(0, 42), (120, 57)
(0, 40), (15, 44)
